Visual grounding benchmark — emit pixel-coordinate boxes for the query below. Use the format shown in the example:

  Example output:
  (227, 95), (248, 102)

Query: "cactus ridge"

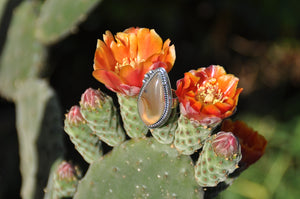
(194, 134), (241, 187)
(117, 94), (148, 138)
(150, 107), (178, 144)
(64, 115), (103, 164)
(174, 115), (212, 155)
(80, 93), (125, 146)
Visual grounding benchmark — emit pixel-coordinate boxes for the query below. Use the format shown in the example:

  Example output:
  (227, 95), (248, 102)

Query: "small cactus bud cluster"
(80, 88), (125, 146)
(64, 106), (103, 164)
(195, 131), (241, 187)
(174, 115), (212, 155)
(53, 161), (81, 198)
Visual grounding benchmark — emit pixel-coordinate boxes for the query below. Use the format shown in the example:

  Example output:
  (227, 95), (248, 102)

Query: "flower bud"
(212, 131), (240, 160)
(80, 88), (105, 109)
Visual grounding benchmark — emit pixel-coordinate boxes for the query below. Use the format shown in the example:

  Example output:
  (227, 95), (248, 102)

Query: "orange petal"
(103, 30), (114, 47)
(124, 27), (139, 34)
(94, 40), (116, 71)
(92, 70), (123, 93)
(217, 75), (239, 97)
(202, 104), (221, 115)
(110, 37), (130, 64)
(119, 65), (143, 87)
(206, 65), (226, 78)
(215, 102), (232, 112)
(137, 28), (163, 61)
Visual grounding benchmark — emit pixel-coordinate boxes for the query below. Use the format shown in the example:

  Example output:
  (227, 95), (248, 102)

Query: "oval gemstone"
(138, 72), (166, 126)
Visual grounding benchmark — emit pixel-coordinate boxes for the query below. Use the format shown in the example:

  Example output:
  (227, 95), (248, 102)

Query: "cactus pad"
(174, 115), (212, 155)
(36, 0), (102, 44)
(194, 132), (241, 187)
(65, 106), (103, 164)
(74, 138), (203, 199)
(150, 107), (178, 144)
(80, 88), (125, 146)
(15, 79), (64, 199)
(0, 1), (45, 100)
(117, 94), (148, 138)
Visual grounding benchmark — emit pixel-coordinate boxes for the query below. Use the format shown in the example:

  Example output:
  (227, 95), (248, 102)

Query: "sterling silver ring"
(137, 67), (177, 128)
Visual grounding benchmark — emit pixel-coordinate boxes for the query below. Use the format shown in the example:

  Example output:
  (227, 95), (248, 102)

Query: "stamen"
(195, 79), (224, 104)
(114, 57), (144, 72)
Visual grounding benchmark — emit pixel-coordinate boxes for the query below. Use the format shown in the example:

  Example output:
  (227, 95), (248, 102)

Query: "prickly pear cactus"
(0, 0), (8, 19)
(15, 79), (64, 199)
(0, 1), (45, 100)
(44, 160), (81, 199)
(80, 88), (125, 146)
(74, 138), (203, 199)
(150, 107), (178, 144)
(36, 0), (103, 44)
(174, 115), (212, 155)
(64, 106), (103, 164)
(195, 132), (242, 187)
(117, 94), (148, 138)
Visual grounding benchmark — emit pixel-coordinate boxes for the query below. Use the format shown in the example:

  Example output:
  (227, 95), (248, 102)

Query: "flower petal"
(137, 28), (163, 61)
(94, 40), (116, 71)
(93, 70), (123, 93)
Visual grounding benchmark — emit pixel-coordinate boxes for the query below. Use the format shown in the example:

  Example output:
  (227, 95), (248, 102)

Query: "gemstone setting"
(138, 68), (172, 128)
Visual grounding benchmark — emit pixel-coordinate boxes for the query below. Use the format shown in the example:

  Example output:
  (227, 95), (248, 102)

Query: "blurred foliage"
(0, 0), (300, 198)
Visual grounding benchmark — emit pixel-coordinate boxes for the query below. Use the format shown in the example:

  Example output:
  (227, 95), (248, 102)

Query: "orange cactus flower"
(221, 119), (267, 169)
(175, 65), (243, 126)
(92, 27), (176, 96)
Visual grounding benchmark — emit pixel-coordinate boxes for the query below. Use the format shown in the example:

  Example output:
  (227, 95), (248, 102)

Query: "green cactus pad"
(150, 108), (178, 144)
(174, 115), (212, 155)
(0, 1), (45, 100)
(64, 110), (103, 164)
(194, 134), (241, 187)
(80, 91), (125, 146)
(117, 94), (148, 138)
(0, 0), (8, 19)
(74, 138), (203, 199)
(36, 0), (102, 44)
(15, 79), (64, 199)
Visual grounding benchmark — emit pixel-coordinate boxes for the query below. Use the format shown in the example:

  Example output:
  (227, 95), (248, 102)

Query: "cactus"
(64, 106), (103, 164)
(74, 138), (203, 199)
(15, 79), (64, 199)
(174, 115), (212, 155)
(0, 0), (8, 19)
(36, 0), (103, 44)
(117, 94), (149, 138)
(80, 88), (125, 146)
(44, 160), (81, 199)
(0, 1), (45, 100)
(194, 132), (242, 187)
(150, 107), (178, 144)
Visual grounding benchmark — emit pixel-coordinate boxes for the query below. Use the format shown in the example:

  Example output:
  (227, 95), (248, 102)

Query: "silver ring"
(137, 67), (177, 128)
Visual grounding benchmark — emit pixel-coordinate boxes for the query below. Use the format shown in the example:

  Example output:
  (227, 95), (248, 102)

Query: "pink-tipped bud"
(66, 106), (84, 125)
(57, 161), (77, 181)
(212, 131), (240, 159)
(80, 88), (105, 109)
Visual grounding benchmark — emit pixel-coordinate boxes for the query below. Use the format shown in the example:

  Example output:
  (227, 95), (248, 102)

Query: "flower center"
(114, 57), (144, 72)
(195, 78), (224, 104)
